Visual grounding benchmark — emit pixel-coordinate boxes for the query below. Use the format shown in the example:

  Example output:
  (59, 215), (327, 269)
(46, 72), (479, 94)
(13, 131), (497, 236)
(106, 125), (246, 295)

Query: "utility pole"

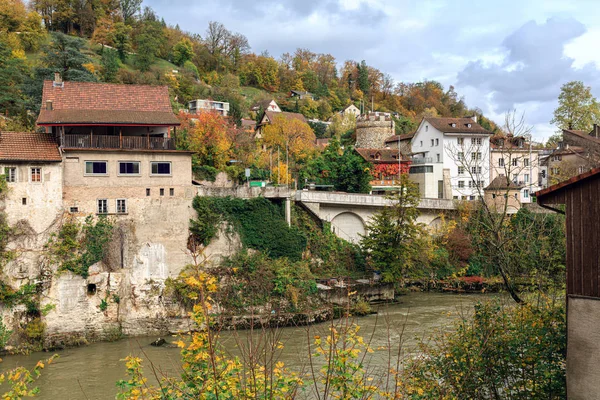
(286, 140), (289, 186)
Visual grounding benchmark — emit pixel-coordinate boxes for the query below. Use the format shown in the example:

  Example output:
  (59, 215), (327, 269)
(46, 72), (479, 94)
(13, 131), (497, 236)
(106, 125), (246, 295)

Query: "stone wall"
(355, 113), (395, 148)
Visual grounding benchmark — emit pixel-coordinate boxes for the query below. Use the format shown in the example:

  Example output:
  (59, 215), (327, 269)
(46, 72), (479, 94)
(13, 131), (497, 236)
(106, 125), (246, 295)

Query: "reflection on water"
(0, 292), (495, 400)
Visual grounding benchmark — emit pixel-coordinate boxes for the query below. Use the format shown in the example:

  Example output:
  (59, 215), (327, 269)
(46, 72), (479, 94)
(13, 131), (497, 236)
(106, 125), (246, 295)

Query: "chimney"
(46, 100), (53, 111)
(594, 124), (600, 138)
(53, 72), (63, 88)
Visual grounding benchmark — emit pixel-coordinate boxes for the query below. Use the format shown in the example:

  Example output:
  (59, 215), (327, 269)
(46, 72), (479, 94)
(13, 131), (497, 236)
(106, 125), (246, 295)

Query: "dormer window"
(374, 152), (381, 160)
(467, 123), (472, 128)
(451, 123), (456, 128)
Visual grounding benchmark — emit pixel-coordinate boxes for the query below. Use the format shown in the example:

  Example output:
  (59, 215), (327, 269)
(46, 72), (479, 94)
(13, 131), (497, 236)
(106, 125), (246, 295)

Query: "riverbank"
(0, 292), (497, 400)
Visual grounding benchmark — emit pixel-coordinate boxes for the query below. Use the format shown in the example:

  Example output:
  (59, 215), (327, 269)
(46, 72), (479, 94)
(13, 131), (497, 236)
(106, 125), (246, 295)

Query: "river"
(0, 292), (497, 399)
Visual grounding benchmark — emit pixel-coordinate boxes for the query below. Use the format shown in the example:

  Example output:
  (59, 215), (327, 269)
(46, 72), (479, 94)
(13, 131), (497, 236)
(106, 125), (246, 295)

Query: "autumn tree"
(551, 81), (600, 131)
(261, 114), (316, 166)
(178, 111), (235, 170)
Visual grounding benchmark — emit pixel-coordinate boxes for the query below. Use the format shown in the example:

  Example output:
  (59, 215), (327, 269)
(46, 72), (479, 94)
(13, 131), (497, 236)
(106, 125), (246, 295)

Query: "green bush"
(190, 197), (307, 261)
(215, 251), (317, 311)
(0, 316), (11, 349)
(46, 216), (114, 278)
(402, 299), (566, 398)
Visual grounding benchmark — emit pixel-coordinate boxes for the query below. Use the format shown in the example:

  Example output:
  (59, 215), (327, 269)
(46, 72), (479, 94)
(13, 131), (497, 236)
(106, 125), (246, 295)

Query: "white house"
(340, 104), (360, 118)
(188, 99), (230, 116)
(410, 117), (492, 200)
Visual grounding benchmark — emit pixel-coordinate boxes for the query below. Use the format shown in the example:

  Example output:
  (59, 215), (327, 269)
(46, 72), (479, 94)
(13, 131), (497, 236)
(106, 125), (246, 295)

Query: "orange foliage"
(261, 115), (316, 164)
(178, 111), (236, 169)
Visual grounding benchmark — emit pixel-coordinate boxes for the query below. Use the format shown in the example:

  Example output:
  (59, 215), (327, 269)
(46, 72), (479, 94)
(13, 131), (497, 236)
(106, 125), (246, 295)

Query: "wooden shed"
(536, 166), (600, 400)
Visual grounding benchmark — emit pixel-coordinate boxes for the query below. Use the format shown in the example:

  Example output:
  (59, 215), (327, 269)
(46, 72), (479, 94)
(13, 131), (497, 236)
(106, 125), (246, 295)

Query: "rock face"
(355, 112), (395, 149)
(1, 208), (242, 349)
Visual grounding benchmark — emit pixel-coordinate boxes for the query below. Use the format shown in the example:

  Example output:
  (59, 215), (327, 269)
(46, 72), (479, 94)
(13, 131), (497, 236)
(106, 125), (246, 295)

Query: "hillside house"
(188, 99), (230, 116)
(355, 148), (411, 194)
(410, 116), (492, 200)
(536, 167), (600, 399)
(250, 99), (281, 114)
(290, 90), (314, 100)
(489, 134), (540, 203)
(340, 104), (360, 118)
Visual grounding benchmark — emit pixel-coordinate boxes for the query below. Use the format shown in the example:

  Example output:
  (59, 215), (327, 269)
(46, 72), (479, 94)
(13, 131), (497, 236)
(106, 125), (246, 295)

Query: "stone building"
(0, 132), (63, 288)
(483, 175), (523, 214)
(0, 76), (203, 345)
(355, 112), (395, 149)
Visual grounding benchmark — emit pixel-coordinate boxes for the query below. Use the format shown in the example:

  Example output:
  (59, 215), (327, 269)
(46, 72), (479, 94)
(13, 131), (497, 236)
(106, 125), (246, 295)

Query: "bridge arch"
(330, 212), (366, 244)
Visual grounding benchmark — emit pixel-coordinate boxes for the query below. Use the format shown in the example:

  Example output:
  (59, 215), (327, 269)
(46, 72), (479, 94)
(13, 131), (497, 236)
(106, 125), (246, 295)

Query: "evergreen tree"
(357, 60), (370, 96)
(100, 49), (120, 82)
(360, 175), (425, 282)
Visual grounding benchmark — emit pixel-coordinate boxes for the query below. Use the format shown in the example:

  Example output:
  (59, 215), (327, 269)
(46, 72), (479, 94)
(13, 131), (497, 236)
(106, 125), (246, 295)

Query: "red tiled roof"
(0, 132), (61, 162)
(536, 167), (600, 199)
(425, 117), (490, 134)
(552, 146), (586, 156)
(37, 81), (179, 126)
(355, 148), (410, 164)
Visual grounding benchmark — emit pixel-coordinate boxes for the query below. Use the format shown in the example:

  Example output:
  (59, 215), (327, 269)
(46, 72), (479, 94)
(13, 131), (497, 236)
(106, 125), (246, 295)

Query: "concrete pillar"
(285, 198), (291, 226)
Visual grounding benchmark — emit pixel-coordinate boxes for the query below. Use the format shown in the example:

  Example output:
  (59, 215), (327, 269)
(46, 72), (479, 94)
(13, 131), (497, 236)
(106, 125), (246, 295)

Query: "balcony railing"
(63, 134), (176, 150)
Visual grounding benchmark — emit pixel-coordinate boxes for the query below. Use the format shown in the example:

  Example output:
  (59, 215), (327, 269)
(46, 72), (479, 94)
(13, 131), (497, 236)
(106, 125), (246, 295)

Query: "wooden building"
(536, 167), (600, 399)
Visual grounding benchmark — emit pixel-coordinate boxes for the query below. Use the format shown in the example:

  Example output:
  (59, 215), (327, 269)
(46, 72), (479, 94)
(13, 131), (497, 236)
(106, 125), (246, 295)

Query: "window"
(436, 153), (440, 162)
(477, 180), (484, 187)
(458, 152), (464, 160)
(85, 161), (107, 175)
(471, 137), (482, 145)
(160, 188), (164, 196)
(458, 181), (465, 188)
(420, 141), (423, 147)
(524, 174), (529, 183)
(69, 206), (79, 213)
(458, 167), (465, 175)
(523, 189), (529, 198)
(169, 188), (174, 196)
(151, 162), (171, 175)
(22, 198), (27, 205)
(579, 166), (585, 174)
(471, 166), (482, 174)
(435, 138), (439, 146)
(409, 165), (433, 173)
(471, 152), (482, 160)
(97, 199), (108, 214)
(116, 199), (127, 214)
(457, 137), (464, 146)
(553, 155), (562, 162)
(541, 170), (546, 178)
(30, 167), (41, 182)
(4, 167), (16, 183)
(146, 188), (150, 196)
(119, 161), (140, 175)
(512, 158), (518, 166)
(469, 195), (475, 201)
(551, 168), (559, 175)
(499, 158), (505, 167)
(524, 158), (529, 167)
(425, 125), (428, 132)
(467, 123), (472, 128)
(431, 139), (434, 146)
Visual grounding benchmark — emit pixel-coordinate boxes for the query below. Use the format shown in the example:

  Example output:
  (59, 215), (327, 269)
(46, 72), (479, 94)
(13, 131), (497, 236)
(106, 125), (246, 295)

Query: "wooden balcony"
(63, 134), (176, 150)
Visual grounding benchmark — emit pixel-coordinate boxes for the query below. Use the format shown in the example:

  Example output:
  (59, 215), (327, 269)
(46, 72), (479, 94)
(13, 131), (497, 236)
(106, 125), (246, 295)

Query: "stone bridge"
(296, 191), (456, 243)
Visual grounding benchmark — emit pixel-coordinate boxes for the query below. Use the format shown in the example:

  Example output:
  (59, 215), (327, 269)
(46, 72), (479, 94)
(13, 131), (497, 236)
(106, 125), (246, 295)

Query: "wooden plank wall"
(564, 177), (600, 297)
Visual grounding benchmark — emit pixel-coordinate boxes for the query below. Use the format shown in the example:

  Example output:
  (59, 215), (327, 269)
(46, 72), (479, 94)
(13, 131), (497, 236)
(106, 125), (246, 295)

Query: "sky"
(144, 0), (600, 142)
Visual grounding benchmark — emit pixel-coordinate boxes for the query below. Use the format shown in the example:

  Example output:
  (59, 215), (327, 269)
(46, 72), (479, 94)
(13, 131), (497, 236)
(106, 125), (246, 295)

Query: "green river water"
(0, 292), (497, 399)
